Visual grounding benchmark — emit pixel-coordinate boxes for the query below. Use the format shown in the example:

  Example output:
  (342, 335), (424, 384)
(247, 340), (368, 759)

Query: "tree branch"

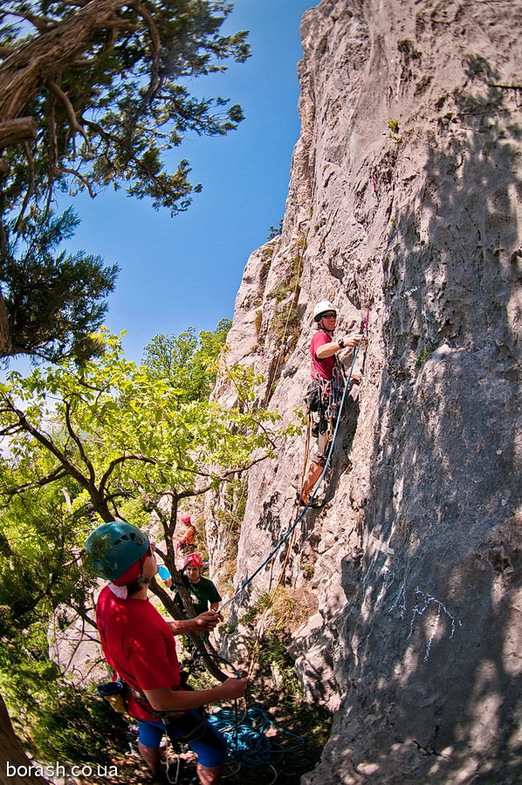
(98, 453), (157, 496)
(13, 140), (35, 230)
(0, 0), (129, 122)
(175, 454), (269, 499)
(0, 9), (54, 33)
(84, 118), (184, 200)
(46, 79), (90, 146)
(0, 393), (99, 506)
(0, 117), (36, 148)
(58, 167), (96, 197)
(64, 400), (97, 486)
(130, 480), (169, 526)
(67, 601), (98, 634)
(0, 466), (69, 507)
(128, 0), (161, 105)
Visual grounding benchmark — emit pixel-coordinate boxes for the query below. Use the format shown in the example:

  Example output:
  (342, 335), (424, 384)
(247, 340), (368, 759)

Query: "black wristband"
(338, 338), (345, 349)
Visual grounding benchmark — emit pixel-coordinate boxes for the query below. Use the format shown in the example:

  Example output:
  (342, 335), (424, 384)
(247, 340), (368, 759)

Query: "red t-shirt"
(310, 330), (335, 380)
(96, 585), (181, 720)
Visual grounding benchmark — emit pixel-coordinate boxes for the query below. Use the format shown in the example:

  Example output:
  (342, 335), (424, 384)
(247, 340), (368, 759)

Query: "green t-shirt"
(176, 575), (221, 617)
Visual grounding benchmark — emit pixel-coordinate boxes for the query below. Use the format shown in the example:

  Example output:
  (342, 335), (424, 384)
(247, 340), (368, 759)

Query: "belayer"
(299, 300), (364, 506)
(85, 520), (247, 785)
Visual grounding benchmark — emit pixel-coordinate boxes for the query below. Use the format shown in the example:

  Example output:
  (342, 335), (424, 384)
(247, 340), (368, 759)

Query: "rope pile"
(208, 702), (306, 767)
(181, 649), (307, 783)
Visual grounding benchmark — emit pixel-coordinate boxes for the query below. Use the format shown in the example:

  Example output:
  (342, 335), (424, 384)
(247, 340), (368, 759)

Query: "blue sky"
(56, 0), (316, 363)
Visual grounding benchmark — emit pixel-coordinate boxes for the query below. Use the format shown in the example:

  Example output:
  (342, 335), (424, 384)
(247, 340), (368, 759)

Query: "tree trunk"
(0, 693), (47, 785)
(0, 291), (11, 359)
(150, 580), (229, 683)
(0, 0), (126, 122)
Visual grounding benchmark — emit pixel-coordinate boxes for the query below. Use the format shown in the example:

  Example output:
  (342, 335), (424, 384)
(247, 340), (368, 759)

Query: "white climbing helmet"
(313, 300), (337, 322)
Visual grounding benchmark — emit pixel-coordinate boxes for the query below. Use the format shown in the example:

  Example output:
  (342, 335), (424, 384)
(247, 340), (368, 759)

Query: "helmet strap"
(319, 323), (334, 336)
(112, 548), (152, 589)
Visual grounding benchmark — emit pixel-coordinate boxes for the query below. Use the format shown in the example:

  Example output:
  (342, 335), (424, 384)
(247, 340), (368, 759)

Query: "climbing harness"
(320, 362), (347, 444)
(97, 676), (188, 720)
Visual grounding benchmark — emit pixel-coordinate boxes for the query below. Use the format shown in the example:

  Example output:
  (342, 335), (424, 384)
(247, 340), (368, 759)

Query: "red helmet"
(184, 553), (204, 569)
(181, 516), (192, 524)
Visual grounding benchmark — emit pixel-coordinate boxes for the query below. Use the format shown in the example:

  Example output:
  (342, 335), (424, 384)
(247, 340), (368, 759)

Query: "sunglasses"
(321, 312), (337, 319)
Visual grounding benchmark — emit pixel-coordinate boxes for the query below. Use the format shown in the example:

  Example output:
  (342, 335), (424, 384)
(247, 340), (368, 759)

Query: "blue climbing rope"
(181, 650), (306, 781)
(208, 703), (306, 767)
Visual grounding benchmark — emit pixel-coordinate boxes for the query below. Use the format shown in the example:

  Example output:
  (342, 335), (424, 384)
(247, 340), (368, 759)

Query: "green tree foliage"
(0, 0), (248, 359)
(31, 687), (129, 766)
(143, 317), (231, 402)
(0, 482), (105, 762)
(0, 0), (249, 222)
(0, 326), (289, 621)
(0, 206), (118, 361)
(0, 328), (293, 757)
(0, 329), (283, 527)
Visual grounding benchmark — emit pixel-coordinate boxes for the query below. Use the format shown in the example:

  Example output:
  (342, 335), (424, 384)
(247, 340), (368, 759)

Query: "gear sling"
(305, 358), (346, 447)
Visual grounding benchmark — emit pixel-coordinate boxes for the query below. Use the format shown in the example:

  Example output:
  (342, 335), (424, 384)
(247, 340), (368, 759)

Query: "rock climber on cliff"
(85, 520), (247, 785)
(299, 300), (364, 506)
(174, 515), (197, 560)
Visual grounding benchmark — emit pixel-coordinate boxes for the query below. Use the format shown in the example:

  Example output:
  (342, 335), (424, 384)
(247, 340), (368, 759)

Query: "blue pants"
(136, 710), (227, 768)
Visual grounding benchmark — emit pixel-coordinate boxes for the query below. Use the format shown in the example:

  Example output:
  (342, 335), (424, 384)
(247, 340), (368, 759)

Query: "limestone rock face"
(211, 0), (522, 782)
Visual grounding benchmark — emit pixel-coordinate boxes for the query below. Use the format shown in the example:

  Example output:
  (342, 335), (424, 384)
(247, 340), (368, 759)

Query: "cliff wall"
(211, 1), (522, 782)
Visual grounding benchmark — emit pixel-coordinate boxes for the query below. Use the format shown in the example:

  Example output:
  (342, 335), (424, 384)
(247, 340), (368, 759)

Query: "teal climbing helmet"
(85, 521), (150, 581)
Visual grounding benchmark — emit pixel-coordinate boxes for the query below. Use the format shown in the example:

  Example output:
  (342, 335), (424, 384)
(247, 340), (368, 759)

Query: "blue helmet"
(85, 521), (150, 581)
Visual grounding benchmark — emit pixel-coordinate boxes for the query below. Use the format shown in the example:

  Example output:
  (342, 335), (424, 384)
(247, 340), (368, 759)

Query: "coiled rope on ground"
(208, 703), (306, 767)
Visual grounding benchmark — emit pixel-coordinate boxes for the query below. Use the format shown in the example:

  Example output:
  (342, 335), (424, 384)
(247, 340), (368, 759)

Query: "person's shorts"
(136, 710), (227, 768)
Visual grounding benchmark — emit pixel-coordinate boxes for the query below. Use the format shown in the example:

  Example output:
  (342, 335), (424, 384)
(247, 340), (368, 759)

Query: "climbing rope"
(166, 311), (369, 781)
(219, 306), (370, 615)
(171, 650), (306, 783)
(208, 703), (306, 768)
